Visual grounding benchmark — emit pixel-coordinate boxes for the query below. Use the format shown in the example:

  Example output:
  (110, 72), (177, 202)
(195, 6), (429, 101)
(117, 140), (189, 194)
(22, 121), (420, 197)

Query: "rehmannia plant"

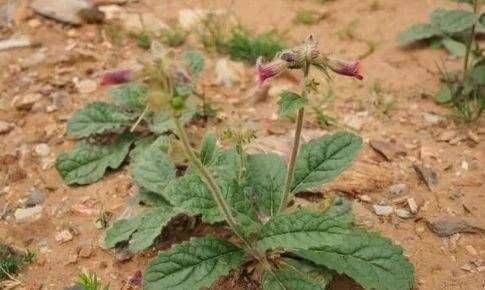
(59, 36), (414, 289)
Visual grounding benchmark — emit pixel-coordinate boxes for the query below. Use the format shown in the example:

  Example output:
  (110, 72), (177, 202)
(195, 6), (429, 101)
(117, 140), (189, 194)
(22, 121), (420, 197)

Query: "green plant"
(102, 36), (413, 289)
(397, 0), (485, 57)
(76, 271), (109, 290)
(160, 26), (187, 47)
(130, 31), (152, 50)
(225, 28), (286, 63)
(294, 9), (326, 25)
(0, 244), (34, 281)
(399, 0), (484, 121)
(55, 52), (207, 186)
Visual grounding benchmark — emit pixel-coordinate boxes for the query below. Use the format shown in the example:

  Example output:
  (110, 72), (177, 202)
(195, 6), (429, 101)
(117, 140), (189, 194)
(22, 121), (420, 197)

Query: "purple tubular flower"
(326, 58), (363, 80)
(99, 69), (133, 86)
(256, 57), (289, 85)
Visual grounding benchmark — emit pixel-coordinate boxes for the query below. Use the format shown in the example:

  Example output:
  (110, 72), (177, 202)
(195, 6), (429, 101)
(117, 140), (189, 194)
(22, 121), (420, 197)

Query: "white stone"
(15, 205), (43, 222)
(34, 143), (51, 157)
(76, 79), (97, 94)
(0, 121), (14, 134)
(0, 35), (31, 51)
(372, 204), (394, 216)
(31, 0), (91, 25)
(55, 230), (73, 244)
(214, 58), (241, 88)
(12, 93), (42, 110)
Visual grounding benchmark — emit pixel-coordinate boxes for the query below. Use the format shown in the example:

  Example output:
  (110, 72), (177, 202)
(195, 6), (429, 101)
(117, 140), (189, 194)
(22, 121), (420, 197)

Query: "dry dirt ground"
(1, 0), (484, 289)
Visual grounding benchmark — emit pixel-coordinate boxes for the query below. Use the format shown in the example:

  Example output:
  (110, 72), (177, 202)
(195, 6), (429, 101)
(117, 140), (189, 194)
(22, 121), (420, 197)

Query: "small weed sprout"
(0, 244), (34, 281)
(160, 26), (188, 47)
(76, 271), (109, 290)
(294, 9), (326, 26)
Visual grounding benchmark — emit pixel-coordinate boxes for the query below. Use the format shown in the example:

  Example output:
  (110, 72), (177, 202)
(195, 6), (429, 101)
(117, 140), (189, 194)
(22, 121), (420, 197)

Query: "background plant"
(0, 244), (34, 281)
(103, 36), (414, 290)
(398, 0), (484, 121)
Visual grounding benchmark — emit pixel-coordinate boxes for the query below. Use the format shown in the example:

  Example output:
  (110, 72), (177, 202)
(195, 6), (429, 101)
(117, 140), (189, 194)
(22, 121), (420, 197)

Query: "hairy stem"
(173, 116), (260, 257)
(279, 64), (310, 212)
(463, 0), (479, 82)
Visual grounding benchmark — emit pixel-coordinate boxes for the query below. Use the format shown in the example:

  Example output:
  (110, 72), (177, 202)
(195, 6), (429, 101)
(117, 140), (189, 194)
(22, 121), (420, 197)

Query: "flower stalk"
(279, 62), (309, 212)
(173, 115), (261, 258)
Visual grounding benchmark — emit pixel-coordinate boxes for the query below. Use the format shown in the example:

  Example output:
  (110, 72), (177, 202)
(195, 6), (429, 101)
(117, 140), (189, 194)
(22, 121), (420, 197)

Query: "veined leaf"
(278, 91), (308, 117)
(434, 86), (453, 104)
(291, 132), (362, 193)
(128, 206), (182, 252)
(105, 205), (182, 252)
(247, 153), (286, 217)
(143, 236), (245, 290)
(257, 207), (352, 251)
(148, 102), (197, 134)
(199, 131), (217, 165)
(263, 257), (333, 290)
(164, 173), (222, 223)
(67, 102), (136, 138)
(396, 23), (440, 45)
(109, 83), (147, 111)
(56, 133), (135, 185)
(441, 38), (466, 57)
(130, 136), (176, 194)
(471, 65), (485, 85)
(164, 149), (259, 234)
(138, 189), (171, 207)
(183, 50), (205, 78)
(262, 269), (326, 290)
(295, 230), (414, 290)
(430, 9), (478, 33)
(257, 209), (413, 290)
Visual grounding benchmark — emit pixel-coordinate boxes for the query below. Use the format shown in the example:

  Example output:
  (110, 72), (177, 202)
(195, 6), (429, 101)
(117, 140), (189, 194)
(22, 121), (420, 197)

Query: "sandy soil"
(0, 0), (484, 289)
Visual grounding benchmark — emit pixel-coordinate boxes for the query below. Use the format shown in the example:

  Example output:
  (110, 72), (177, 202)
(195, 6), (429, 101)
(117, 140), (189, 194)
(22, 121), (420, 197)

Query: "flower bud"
(256, 57), (290, 84)
(325, 58), (363, 80)
(99, 69), (132, 86)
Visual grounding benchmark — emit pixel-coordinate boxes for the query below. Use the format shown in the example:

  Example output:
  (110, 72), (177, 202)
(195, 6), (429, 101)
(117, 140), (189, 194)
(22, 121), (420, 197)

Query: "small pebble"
(34, 143), (51, 157)
(373, 204), (394, 216)
(55, 230), (73, 244)
(465, 245), (478, 256)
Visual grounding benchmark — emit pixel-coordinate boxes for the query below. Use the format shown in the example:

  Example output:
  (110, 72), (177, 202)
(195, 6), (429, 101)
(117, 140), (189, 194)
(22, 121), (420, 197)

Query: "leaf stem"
(279, 63), (310, 212)
(173, 115), (260, 257)
(462, 0), (479, 82)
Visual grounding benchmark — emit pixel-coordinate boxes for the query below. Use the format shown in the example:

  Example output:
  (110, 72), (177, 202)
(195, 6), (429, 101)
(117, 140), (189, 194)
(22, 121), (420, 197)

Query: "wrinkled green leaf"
(257, 209), (413, 290)
(56, 133), (135, 185)
(199, 131), (217, 165)
(143, 236), (245, 290)
(291, 132), (362, 193)
(471, 65), (485, 85)
(67, 102), (136, 138)
(257, 207), (353, 251)
(164, 149), (259, 234)
(278, 91), (308, 116)
(138, 189), (171, 206)
(262, 268), (328, 290)
(183, 50), (205, 78)
(247, 153), (286, 217)
(105, 205), (181, 252)
(105, 213), (142, 249)
(164, 173), (221, 223)
(148, 102), (197, 134)
(431, 9), (478, 33)
(434, 86), (453, 104)
(130, 136), (176, 194)
(109, 83), (147, 111)
(442, 38), (466, 57)
(296, 230), (414, 290)
(129, 206), (182, 252)
(396, 23), (440, 45)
